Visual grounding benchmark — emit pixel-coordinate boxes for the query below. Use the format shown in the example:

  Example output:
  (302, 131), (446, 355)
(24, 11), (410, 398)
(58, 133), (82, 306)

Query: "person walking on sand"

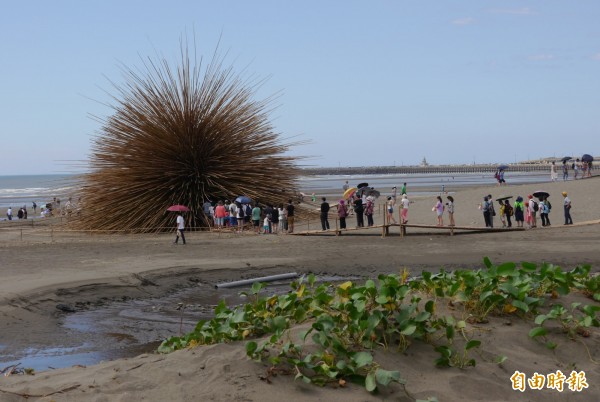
(337, 199), (348, 229)
(562, 192), (573, 225)
(514, 196), (525, 228)
(401, 182), (407, 195)
(573, 159), (579, 179)
(400, 194), (410, 224)
(343, 180), (349, 192)
(550, 161), (558, 182)
(6, 206), (12, 220)
(174, 213), (186, 244)
(32, 201), (37, 214)
(320, 197), (330, 231)
(433, 196), (444, 226)
(386, 196), (397, 224)
(562, 162), (569, 181)
(446, 196), (455, 226)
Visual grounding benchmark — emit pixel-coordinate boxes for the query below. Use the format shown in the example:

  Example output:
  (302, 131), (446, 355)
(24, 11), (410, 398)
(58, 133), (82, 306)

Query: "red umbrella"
(167, 205), (190, 212)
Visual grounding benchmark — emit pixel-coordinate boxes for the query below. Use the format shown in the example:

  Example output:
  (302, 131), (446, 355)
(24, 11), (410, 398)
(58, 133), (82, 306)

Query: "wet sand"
(1, 176), (599, 401)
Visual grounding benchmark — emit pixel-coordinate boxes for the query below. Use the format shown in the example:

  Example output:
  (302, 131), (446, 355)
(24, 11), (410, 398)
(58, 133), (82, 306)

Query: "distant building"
(420, 157), (429, 167)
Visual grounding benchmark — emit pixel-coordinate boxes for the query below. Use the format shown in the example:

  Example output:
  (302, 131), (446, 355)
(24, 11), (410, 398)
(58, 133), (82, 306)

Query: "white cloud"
(452, 17), (474, 25)
(528, 54), (554, 61)
(489, 7), (534, 16)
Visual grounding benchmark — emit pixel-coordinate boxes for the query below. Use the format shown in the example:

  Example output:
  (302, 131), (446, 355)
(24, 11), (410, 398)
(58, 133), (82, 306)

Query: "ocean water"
(0, 174), (77, 210)
(297, 171), (549, 194)
(0, 171), (550, 211)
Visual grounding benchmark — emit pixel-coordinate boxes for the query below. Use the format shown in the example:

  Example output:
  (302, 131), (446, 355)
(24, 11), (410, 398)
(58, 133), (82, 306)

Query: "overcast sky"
(1, 1), (599, 175)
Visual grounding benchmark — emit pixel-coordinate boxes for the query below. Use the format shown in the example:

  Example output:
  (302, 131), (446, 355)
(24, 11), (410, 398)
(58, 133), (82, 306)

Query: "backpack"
(238, 206), (245, 218)
(245, 204), (252, 217)
(532, 201), (539, 212)
(506, 205), (514, 216)
(546, 200), (552, 211)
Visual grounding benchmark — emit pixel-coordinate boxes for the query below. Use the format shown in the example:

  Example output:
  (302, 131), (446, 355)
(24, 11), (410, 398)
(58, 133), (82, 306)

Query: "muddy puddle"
(1, 275), (357, 372)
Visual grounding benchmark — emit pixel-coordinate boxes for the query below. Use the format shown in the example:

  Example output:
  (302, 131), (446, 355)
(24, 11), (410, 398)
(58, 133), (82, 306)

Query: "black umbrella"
(582, 154), (594, 163)
(497, 165), (509, 171)
(533, 190), (549, 200)
(561, 156), (572, 163)
(495, 196), (513, 202)
(357, 182), (369, 189)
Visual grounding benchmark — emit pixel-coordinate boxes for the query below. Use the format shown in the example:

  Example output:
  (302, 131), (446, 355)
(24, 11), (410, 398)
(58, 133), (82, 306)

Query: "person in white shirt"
(400, 194), (410, 224)
(6, 207), (12, 220)
(174, 213), (186, 244)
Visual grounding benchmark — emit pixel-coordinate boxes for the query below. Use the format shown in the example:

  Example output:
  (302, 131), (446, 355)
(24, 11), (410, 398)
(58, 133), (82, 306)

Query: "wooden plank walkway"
(392, 223), (525, 237)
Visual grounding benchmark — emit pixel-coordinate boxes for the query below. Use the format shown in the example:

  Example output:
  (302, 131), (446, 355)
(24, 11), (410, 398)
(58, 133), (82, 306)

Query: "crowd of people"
(173, 170), (584, 241)
(5, 206), (29, 220)
(477, 191), (573, 229)
(198, 198), (297, 235)
(555, 159), (593, 182)
(318, 182), (411, 231)
(3, 198), (79, 221)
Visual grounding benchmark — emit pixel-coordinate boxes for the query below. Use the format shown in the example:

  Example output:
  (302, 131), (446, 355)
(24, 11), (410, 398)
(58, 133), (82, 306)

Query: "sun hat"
(562, 192), (567, 196)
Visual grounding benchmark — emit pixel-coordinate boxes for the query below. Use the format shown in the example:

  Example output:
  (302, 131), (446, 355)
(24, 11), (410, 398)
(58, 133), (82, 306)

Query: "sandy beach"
(1, 176), (599, 401)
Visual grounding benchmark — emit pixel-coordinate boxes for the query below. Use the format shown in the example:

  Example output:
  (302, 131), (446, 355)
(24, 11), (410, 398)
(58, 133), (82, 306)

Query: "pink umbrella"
(167, 204), (190, 212)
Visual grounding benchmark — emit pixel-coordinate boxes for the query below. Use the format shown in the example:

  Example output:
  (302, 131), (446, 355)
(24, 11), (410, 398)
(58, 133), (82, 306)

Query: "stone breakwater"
(301, 163), (593, 176)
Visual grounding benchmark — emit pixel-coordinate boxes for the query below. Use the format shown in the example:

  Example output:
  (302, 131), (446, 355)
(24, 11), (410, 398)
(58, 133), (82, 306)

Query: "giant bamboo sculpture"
(70, 45), (300, 232)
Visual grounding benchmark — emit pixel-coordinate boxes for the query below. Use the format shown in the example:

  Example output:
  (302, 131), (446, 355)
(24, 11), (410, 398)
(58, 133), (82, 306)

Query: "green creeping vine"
(158, 260), (599, 394)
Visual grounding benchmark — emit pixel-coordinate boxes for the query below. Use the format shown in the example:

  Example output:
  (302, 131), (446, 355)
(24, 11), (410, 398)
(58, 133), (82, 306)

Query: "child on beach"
(263, 215), (271, 234)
